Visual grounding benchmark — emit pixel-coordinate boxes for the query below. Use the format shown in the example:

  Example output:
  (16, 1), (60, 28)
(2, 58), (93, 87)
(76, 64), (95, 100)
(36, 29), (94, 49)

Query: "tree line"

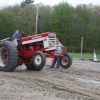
(0, 2), (100, 52)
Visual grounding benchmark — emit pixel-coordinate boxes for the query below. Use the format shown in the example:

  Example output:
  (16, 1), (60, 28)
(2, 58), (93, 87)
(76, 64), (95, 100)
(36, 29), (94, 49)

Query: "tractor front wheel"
(59, 54), (72, 69)
(32, 51), (46, 71)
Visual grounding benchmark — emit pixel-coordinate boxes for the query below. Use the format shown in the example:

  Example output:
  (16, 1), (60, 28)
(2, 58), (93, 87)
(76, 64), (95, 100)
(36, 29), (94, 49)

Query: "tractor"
(0, 32), (72, 72)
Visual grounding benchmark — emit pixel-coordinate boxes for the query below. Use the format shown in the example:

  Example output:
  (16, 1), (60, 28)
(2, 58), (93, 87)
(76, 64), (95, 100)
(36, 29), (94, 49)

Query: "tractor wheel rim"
(2, 51), (8, 64)
(0, 47), (8, 67)
(35, 55), (42, 65)
(61, 56), (69, 65)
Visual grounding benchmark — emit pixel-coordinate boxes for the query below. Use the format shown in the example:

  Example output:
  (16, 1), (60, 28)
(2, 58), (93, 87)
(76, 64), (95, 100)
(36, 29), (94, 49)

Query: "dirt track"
(0, 59), (100, 100)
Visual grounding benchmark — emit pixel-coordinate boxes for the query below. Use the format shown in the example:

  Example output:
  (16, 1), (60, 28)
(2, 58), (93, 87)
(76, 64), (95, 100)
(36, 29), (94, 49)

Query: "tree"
(18, 5), (36, 35)
(50, 2), (74, 46)
(0, 11), (18, 39)
(1, 3), (100, 52)
(38, 4), (52, 32)
(2, 5), (20, 16)
(21, 0), (34, 8)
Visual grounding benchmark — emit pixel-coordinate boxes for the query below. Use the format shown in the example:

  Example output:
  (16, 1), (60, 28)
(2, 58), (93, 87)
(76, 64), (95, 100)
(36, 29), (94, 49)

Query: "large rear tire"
(32, 51), (46, 71)
(59, 54), (72, 69)
(0, 41), (18, 72)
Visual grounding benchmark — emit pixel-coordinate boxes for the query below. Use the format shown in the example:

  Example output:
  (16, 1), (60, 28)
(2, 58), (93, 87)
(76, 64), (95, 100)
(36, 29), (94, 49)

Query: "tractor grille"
(48, 37), (56, 47)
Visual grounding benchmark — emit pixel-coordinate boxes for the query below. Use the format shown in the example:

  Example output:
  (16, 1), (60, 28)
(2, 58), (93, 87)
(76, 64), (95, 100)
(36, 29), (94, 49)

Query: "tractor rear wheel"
(59, 54), (72, 69)
(0, 41), (18, 72)
(32, 51), (46, 71)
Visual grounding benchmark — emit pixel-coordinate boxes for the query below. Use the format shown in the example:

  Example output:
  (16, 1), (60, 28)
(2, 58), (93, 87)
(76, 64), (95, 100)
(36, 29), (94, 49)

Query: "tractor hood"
(18, 32), (56, 43)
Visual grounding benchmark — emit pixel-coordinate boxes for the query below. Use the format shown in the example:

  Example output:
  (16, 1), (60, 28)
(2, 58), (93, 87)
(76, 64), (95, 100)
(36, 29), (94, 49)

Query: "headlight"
(48, 33), (56, 37)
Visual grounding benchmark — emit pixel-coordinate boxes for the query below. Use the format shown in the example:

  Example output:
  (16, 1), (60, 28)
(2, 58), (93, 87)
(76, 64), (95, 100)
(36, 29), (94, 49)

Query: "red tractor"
(0, 32), (72, 72)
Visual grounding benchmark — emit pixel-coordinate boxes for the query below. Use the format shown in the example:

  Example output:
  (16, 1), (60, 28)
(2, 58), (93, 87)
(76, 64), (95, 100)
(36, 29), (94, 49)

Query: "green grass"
(69, 53), (93, 59)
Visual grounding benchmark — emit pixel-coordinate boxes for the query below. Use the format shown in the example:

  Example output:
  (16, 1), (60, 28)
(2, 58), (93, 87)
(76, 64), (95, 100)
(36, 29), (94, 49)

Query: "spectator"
(50, 39), (62, 69)
(13, 30), (22, 39)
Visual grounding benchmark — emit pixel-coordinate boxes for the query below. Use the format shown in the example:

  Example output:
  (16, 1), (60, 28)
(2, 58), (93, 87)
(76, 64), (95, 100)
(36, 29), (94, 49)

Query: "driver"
(13, 30), (22, 39)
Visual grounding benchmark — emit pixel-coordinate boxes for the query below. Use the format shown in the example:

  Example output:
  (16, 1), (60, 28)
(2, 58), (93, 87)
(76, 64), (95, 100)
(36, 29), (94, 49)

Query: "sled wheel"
(32, 51), (46, 71)
(0, 41), (18, 72)
(59, 54), (72, 69)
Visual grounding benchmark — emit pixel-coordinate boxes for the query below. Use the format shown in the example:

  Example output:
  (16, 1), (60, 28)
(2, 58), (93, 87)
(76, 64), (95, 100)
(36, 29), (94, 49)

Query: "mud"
(0, 59), (100, 100)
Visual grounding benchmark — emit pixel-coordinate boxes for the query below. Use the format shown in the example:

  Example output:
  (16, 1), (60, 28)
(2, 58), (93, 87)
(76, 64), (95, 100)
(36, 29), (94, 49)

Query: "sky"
(0, 0), (100, 7)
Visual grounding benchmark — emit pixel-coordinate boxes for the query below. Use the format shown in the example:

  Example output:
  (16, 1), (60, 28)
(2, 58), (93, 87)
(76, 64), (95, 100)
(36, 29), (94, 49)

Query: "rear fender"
(0, 38), (18, 46)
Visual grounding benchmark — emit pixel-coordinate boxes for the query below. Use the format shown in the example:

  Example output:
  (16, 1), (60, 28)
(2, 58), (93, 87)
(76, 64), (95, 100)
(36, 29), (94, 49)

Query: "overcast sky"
(0, 0), (100, 7)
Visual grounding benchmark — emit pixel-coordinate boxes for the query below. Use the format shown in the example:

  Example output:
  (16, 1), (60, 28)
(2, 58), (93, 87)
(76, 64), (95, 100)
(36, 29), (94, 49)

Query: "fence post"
(80, 36), (83, 59)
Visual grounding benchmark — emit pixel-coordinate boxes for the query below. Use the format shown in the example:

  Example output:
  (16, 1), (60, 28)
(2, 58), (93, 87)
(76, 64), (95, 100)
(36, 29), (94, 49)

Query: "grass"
(69, 52), (93, 59)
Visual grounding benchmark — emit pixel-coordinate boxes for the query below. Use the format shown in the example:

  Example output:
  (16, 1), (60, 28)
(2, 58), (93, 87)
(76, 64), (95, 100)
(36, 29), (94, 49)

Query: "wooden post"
(80, 36), (83, 59)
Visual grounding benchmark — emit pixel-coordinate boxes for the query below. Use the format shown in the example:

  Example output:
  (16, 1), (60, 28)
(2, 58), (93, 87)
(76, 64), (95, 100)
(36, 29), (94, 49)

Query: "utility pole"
(35, 5), (39, 34)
